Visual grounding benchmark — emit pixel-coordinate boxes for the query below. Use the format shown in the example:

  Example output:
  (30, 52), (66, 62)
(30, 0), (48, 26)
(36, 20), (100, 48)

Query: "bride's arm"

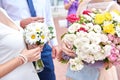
(0, 57), (24, 78)
(76, 0), (91, 16)
(0, 47), (41, 78)
(107, 1), (120, 12)
(64, 0), (75, 10)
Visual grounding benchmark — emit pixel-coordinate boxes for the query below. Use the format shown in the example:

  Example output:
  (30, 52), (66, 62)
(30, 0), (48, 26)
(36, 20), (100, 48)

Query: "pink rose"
(66, 14), (80, 23)
(77, 27), (88, 32)
(108, 53), (118, 62)
(82, 10), (91, 15)
(108, 34), (115, 41)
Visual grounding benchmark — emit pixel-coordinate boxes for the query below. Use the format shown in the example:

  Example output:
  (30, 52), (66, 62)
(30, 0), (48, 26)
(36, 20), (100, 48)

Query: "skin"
(64, 0), (82, 10)
(20, 17), (44, 28)
(0, 12), (43, 77)
(20, 17), (61, 59)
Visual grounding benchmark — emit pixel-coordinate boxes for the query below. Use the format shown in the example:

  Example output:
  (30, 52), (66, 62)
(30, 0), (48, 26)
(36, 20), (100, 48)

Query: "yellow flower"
(31, 34), (36, 39)
(103, 24), (115, 35)
(104, 12), (112, 21)
(94, 14), (105, 24)
(112, 9), (120, 15)
(41, 35), (45, 39)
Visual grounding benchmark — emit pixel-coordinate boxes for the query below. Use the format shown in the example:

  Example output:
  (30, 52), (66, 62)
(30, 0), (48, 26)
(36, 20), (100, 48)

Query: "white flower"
(74, 37), (90, 49)
(83, 54), (95, 63)
(111, 11), (120, 22)
(100, 34), (108, 43)
(68, 23), (81, 33)
(103, 45), (112, 57)
(90, 44), (101, 54)
(25, 31), (38, 45)
(93, 25), (102, 33)
(24, 22), (54, 45)
(86, 23), (94, 32)
(87, 32), (101, 44)
(94, 52), (105, 60)
(76, 31), (87, 38)
(116, 26), (120, 37)
(89, 12), (96, 17)
(69, 58), (84, 71)
(62, 34), (77, 44)
(83, 14), (92, 21)
(81, 44), (91, 54)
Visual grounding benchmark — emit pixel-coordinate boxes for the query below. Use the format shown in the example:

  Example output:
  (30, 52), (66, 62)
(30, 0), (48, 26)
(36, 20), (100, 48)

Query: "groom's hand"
(20, 17), (44, 28)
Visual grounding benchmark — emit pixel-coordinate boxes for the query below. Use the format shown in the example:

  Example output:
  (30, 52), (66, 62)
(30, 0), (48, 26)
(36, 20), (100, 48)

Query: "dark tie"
(27, 0), (36, 17)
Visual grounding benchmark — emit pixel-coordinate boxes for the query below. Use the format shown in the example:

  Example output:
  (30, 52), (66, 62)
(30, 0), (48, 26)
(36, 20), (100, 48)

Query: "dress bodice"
(0, 8), (40, 80)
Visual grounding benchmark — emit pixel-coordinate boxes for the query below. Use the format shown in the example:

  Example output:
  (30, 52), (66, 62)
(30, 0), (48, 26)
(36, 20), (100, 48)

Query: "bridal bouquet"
(61, 8), (120, 71)
(24, 22), (55, 72)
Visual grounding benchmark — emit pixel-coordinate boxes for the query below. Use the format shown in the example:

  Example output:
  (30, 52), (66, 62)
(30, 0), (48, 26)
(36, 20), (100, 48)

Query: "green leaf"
(61, 33), (67, 39)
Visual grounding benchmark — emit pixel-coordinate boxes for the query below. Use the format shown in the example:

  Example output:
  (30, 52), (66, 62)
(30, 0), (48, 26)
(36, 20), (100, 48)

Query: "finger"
(52, 48), (56, 59)
(32, 47), (41, 53)
(64, 51), (75, 57)
(33, 55), (40, 61)
(37, 20), (44, 23)
(32, 17), (44, 21)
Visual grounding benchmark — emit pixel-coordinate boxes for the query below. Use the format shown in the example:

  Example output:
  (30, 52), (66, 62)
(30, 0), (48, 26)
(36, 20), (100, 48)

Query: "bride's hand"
(103, 62), (113, 70)
(61, 41), (76, 57)
(27, 44), (44, 51)
(20, 47), (41, 62)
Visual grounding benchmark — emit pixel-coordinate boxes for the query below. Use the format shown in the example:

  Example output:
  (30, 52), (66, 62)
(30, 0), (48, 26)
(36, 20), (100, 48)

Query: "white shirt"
(0, 0), (58, 46)
(0, 8), (40, 80)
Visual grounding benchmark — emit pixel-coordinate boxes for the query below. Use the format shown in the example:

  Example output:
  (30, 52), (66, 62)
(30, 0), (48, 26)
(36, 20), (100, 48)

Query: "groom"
(0, 0), (61, 80)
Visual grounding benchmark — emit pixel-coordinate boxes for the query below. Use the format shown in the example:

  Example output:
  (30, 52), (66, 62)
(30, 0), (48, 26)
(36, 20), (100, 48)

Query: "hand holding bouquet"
(61, 8), (120, 71)
(24, 22), (55, 72)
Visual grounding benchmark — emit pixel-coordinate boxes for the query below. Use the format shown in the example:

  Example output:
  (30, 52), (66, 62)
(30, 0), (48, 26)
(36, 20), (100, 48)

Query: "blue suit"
(38, 43), (56, 80)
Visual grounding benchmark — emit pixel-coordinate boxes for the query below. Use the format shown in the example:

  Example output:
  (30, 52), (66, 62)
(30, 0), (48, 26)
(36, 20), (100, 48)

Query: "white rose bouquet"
(61, 9), (120, 71)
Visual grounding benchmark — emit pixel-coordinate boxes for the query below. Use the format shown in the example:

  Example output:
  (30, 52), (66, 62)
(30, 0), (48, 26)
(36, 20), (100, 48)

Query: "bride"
(61, 0), (119, 80)
(0, 8), (42, 80)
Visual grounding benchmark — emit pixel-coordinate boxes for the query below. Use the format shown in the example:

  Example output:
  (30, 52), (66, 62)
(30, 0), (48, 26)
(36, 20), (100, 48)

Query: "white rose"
(83, 14), (92, 21)
(81, 44), (91, 54)
(103, 45), (112, 57)
(83, 54), (95, 63)
(76, 31), (87, 38)
(86, 23), (94, 32)
(101, 34), (109, 43)
(94, 52), (106, 60)
(93, 25), (102, 33)
(68, 23), (81, 33)
(116, 26), (120, 37)
(90, 43), (101, 54)
(87, 32), (101, 44)
(62, 34), (77, 44)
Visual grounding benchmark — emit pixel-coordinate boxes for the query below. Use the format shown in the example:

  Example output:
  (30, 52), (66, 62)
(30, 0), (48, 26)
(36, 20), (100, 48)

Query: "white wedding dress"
(0, 8), (40, 80)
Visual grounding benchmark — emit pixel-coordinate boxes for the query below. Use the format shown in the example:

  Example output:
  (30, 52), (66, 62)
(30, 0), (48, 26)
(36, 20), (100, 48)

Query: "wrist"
(18, 54), (28, 64)
(20, 20), (26, 28)
(17, 57), (24, 65)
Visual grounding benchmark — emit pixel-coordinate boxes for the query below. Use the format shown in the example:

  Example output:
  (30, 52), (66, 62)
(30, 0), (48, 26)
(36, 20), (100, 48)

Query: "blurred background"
(50, 0), (68, 80)
(49, 0), (120, 80)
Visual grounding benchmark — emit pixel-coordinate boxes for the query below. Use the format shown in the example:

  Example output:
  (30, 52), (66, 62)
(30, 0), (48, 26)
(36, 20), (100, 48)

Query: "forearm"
(0, 57), (23, 78)
(64, 2), (73, 10)
(76, 1), (90, 16)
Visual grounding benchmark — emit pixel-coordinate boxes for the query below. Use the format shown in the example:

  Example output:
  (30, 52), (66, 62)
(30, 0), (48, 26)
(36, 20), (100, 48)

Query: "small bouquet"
(61, 8), (120, 71)
(24, 22), (55, 72)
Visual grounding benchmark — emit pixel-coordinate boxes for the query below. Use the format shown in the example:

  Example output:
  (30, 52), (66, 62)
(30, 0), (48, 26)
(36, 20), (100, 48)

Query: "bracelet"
(18, 54), (28, 64)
